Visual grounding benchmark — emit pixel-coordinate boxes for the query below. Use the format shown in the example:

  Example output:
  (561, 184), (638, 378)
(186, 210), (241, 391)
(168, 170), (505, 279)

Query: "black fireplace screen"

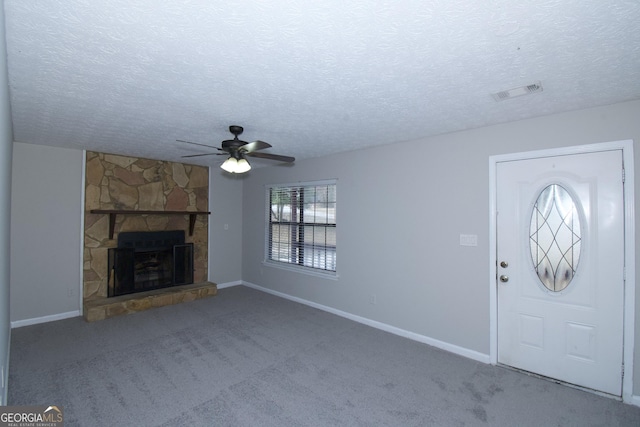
(108, 230), (194, 297)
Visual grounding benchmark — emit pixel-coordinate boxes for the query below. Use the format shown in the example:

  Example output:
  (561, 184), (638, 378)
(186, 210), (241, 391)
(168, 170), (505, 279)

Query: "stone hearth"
(84, 281), (217, 322)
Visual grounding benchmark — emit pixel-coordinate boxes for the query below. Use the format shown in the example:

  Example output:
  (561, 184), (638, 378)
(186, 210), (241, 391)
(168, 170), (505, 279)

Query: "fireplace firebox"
(108, 230), (194, 297)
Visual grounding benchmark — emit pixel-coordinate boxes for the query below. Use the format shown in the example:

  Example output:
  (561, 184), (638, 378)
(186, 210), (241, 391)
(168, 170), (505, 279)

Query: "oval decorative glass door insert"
(529, 184), (582, 292)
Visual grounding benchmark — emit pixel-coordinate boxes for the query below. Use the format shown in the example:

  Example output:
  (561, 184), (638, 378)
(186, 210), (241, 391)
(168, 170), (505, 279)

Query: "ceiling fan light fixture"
(236, 158), (251, 173)
(220, 155), (251, 173)
(220, 156), (238, 173)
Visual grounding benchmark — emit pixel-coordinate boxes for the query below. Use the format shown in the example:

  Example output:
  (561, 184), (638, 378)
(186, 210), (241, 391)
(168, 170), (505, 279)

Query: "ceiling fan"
(178, 125), (295, 173)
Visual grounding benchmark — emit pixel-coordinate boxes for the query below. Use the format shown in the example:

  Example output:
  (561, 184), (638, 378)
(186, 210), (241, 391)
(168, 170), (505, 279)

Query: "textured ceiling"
(4, 1), (640, 168)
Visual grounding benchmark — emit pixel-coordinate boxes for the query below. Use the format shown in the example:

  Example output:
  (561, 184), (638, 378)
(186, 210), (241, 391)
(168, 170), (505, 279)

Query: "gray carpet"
(8, 285), (640, 426)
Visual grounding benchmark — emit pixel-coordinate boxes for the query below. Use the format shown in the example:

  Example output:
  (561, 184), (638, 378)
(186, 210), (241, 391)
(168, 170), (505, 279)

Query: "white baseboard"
(2, 329), (10, 405)
(242, 281), (490, 364)
(216, 280), (243, 290)
(11, 310), (81, 329)
(9, 282), (240, 328)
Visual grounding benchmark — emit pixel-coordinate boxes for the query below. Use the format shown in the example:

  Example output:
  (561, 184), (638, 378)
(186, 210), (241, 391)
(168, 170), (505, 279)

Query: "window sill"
(262, 260), (339, 280)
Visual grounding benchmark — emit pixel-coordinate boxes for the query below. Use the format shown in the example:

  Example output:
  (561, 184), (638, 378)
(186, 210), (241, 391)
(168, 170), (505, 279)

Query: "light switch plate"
(460, 234), (478, 246)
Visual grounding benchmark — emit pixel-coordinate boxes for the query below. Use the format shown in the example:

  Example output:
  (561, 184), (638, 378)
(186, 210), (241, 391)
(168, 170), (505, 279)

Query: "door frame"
(489, 140), (635, 402)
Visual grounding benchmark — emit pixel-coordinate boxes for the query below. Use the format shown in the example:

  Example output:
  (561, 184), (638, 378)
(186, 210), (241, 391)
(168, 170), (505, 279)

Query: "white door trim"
(489, 140), (635, 403)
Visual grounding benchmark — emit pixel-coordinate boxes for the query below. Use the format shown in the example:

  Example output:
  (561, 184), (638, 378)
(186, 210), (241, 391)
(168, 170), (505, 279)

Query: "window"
(266, 181), (336, 274)
(529, 184), (582, 292)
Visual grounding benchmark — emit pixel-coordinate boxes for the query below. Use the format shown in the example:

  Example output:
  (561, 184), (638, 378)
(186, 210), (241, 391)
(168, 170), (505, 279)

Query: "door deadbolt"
(500, 275), (509, 283)
(500, 261), (508, 268)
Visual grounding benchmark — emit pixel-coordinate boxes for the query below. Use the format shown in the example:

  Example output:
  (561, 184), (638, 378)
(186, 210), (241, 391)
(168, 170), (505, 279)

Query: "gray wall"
(10, 143), (84, 323)
(209, 169), (243, 285)
(0, 0), (12, 404)
(241, 99), (640, 395)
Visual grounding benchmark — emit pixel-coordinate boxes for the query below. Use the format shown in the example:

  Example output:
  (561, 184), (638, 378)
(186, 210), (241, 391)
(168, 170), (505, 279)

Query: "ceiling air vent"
(492, 81), (543, 101)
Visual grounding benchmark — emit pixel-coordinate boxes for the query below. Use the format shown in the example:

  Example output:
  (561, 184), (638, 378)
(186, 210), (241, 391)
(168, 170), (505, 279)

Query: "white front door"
(496, 149), (625, 396)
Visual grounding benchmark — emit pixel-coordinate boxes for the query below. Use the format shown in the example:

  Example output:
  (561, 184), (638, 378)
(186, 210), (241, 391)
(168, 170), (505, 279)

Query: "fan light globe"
(236, 158), (251, 173)
(221, 157), (238, 173)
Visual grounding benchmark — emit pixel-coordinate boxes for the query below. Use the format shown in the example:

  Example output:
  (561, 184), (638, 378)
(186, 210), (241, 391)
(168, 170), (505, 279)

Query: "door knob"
(500, 261), (508, 268)
(500, 275), (509, 283)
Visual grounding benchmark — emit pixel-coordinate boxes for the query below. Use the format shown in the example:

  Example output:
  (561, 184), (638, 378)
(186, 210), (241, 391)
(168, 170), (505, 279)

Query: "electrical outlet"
(369, 294), (377, 305)
(224, 224), (229, 230)
(67, 288), (74, 298)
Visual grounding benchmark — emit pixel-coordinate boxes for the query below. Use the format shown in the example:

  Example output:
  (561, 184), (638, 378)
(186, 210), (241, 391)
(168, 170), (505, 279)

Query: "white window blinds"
(267, 181), (336, 273)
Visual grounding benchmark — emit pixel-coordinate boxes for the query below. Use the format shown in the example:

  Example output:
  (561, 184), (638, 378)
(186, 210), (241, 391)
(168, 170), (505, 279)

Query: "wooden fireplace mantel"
(90, 210), (211, 239)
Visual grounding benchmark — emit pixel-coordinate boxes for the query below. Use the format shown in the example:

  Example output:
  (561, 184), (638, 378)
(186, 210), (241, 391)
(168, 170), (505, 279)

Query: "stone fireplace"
(83, 152), (215, 321)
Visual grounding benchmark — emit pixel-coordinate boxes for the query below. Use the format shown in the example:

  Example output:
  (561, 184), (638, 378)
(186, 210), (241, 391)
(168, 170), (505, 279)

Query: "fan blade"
(181, 152), (227, 158)
(177, 139), (223, 150)
(241, 140), (272, 153)
(247, 152), (295, 163)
